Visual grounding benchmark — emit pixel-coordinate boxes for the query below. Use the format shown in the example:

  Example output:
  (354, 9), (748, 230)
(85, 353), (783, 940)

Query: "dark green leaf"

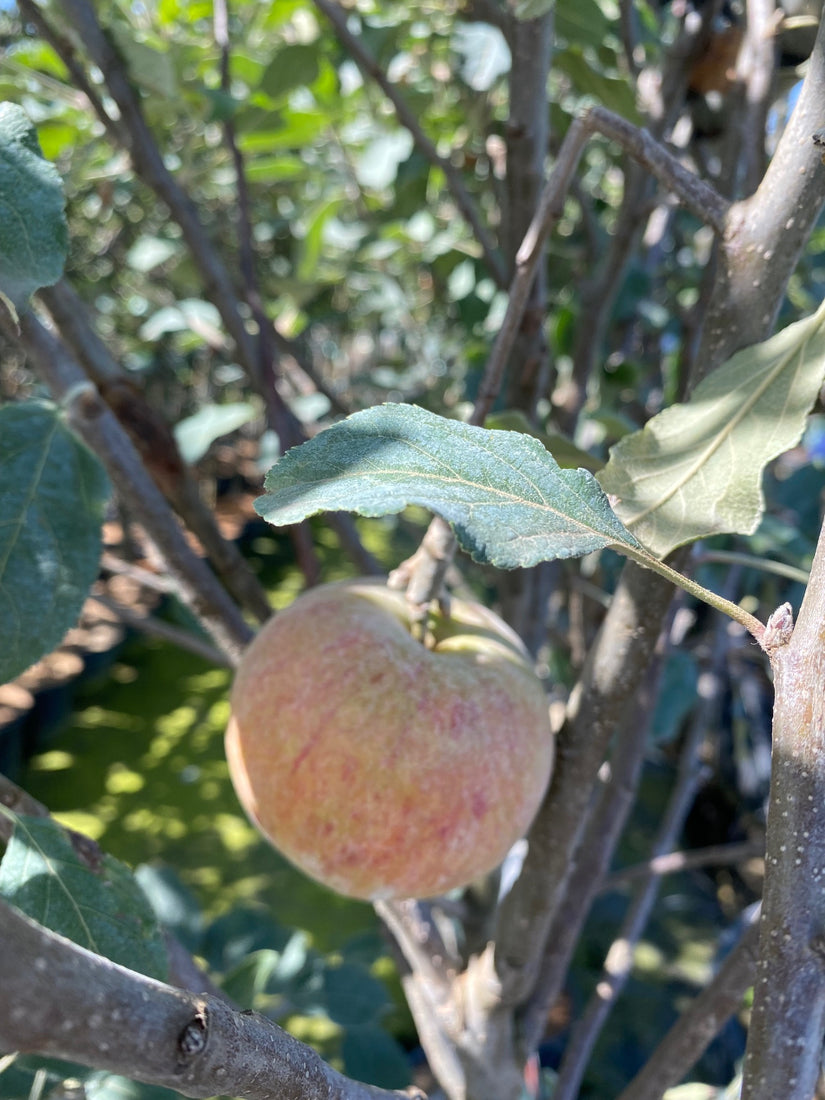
(322, 962), (390, 1026)
(0, 103), (68, 308)
(0, 814), (168, 980)
(342, 1024), (411, 1090)
(260, 44), (320, 99)
(0, 400), (109, 684)
(256, 404), (638, 568)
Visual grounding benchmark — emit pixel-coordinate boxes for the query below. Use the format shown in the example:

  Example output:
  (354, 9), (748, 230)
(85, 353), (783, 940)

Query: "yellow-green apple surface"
(225, 578), (554, 900)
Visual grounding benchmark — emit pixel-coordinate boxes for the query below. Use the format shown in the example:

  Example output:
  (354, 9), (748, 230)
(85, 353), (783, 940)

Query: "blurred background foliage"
(1, 0), (825, 1097)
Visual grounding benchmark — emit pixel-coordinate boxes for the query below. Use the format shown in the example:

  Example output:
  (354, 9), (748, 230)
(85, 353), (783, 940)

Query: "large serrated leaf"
(0, 813), (168, 980)
(256, 403), (639, 567)
(0, 102), (68, 308)
(0, 400), (110, 684)
(597, 300), (825, 558)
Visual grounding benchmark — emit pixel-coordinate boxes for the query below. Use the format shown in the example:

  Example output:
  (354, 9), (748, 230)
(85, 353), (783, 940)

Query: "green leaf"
(0, 400), (109, 684)
(513, 0), (555, 18)
(260, 44), (320, 100)
(342, 1024), (411, 1090)
(598, 301), (825, 558)
(173, 400), (259, 464)
(554, 48), (640, 124)
(322, 963), (389, 1026)
(0, 103), (68, 308)
(555, 0), (611, 47)
(485, 409), (603, 472)
(256, 403), (639, 568)
(0, 813), (168, 980)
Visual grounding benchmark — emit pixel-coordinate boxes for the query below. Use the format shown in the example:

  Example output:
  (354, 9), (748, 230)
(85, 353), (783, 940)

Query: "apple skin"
(225, 578), (554, 901)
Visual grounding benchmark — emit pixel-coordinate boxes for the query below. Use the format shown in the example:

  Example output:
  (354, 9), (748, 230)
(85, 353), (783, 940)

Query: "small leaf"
(173, 401), (259, 464)
(0, 102), (68, 308)
(598, 301), (825, 558)
(342, 1024), (411, 1090)
(0, 400), (109, 684)
(260, 44), (320, 99)
(256, 404), (639, 567)
(0, 813), (168, 980)
(514, 0), (556, 18)
(322, 963), (389, 1026)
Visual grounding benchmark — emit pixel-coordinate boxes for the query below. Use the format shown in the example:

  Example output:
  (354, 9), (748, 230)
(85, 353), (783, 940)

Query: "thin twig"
(87, 595), (233, 668)
(615, 909), (761, 1100)
(603, 839), (764, 891)
(39, 281), (273, 624)
(311, 0), (507, 289)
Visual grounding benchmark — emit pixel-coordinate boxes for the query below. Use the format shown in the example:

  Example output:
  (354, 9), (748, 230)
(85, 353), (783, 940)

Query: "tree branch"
(39, 280), (273, 625)
(552, 662), (715, 1100)
(0, 899), (421, 1100)
(741, 516), (825, 1098)
(615, 908), (761, 1100)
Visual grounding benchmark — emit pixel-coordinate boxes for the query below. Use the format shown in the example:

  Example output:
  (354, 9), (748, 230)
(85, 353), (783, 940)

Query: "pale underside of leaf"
(598, 302), (825, 558)
(256, 404), (638, 569)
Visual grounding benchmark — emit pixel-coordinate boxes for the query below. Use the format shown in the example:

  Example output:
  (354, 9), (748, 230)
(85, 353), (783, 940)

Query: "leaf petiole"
(617, 542), (767, 646)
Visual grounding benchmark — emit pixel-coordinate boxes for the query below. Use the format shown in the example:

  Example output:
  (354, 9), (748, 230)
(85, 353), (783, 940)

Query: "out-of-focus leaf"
(260, 44), (320, 99)
(126, 236), (181, 273)
(342, 1024), (411, 1090)
(322, 963), (389, 1026)
(485, 409), (602, 472)
(355, 132), (414, 190)
(555, 0), (611, 47)
(0, 103), (67, 308)
(296, 197), (345, 283)
(174, 401), (258, 465)
(555, 47), (640, 123)
(256, 403), (639, 568)
(108, 21), (178, 99)
(650, 652), (699, 744)
(0, 401), (108, 684)
(0, 814), (167, 980)
(134, 863), (203, 953)
(598, 300), (825, 558)
(452, 23), (510, 90)
(139, 299), (223, 344)
(513, 0), (555, 18)
(85, 1073), (183, 1100)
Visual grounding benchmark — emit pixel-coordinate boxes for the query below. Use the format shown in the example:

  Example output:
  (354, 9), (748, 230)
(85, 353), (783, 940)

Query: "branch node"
(178, 1008), (208, 1059)
(762, 601), (795, 652)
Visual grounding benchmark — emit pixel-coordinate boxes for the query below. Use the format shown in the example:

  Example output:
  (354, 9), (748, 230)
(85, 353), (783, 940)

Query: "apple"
(225, 578), (554, 901)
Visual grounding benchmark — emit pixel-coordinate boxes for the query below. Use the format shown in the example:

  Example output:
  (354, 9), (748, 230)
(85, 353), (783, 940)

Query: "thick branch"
(493, 561), (678, 1012)
(0, 900), (418, 1100)
(552, 671), (713, 1100)
(742, 519), (825, 1098)
(697, 14), (825, 373)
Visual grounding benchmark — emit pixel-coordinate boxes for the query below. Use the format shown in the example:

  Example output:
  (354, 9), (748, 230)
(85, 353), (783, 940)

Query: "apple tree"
(2, 1), (825, 1099)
